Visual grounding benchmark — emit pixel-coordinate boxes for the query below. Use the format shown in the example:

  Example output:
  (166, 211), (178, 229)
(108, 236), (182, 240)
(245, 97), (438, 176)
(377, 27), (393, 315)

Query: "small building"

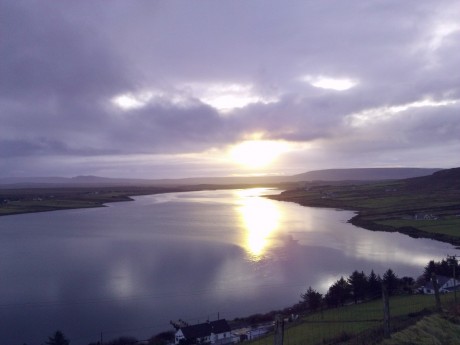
(175, 319), (232, 345)
(414, 213), (438, 220)
(231, 324), (273, 343)
(422, 276), (460, 294)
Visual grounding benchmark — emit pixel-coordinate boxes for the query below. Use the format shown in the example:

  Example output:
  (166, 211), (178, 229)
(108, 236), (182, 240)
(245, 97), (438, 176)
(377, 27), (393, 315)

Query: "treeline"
(300, 268), (415, 312)
(423, 258), (459, 280)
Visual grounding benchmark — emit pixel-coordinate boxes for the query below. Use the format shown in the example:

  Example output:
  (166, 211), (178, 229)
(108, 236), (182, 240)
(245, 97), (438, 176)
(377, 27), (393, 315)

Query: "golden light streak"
(236, 189), (282, 261)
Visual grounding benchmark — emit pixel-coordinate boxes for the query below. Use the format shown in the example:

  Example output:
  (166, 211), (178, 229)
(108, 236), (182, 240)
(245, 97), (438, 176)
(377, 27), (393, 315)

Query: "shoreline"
(0, 184), (286, 218)
(349, 214), (460, 248)
(2, 184), (459, 248)
(268, 193), (460, 248)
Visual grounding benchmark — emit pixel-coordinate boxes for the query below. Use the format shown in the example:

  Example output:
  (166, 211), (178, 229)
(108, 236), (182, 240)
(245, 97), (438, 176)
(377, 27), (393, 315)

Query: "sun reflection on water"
(235, 189), (282, 261)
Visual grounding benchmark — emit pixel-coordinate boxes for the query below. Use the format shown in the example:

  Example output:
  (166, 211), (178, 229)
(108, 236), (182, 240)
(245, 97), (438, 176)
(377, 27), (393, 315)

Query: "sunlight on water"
(235, 189), (282, 261)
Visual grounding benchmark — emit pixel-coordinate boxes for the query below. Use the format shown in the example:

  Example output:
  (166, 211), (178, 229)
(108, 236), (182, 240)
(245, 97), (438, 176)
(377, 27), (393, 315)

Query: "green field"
(0, 184), (271, 217)
(269, 169), (460, 246)
(0, 190), (135, 216)
(376, 218), (460, 238)
(248, 294), (456, 345)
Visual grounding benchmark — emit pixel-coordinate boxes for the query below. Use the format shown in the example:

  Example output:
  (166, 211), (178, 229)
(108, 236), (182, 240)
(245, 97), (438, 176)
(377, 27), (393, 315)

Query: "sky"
(1, 0), (459, 179)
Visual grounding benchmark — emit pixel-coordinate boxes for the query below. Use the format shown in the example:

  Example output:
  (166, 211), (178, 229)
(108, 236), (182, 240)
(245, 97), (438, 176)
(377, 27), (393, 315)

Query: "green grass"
(379, 314), (460, 345)
(247, 294), (456, 345)
(273, 177), (460, 245)
(0, 199), (104, 215)
(376, 219), (460, 238)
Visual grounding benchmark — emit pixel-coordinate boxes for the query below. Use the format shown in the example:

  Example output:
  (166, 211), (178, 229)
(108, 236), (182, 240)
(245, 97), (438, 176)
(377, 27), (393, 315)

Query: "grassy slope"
(379, 314), (460, 345)
(249, 294), (456, 345)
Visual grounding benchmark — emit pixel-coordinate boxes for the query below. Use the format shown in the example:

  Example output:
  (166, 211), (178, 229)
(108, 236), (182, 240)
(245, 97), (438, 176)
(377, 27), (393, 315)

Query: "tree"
(325, 277), (351, 307)
(366, 270), (381, 299)
(301, 286), (323, 311)
(45, 331), (70, 345)
(424, 259), (458, 280)
(148, 331), (175, 345)
(382, 269), (399, 296)
(105, 337), (138, 345)
(423, 260), (437, 281)
(400, 276), (415, 294)
(348, 271), (368, 304)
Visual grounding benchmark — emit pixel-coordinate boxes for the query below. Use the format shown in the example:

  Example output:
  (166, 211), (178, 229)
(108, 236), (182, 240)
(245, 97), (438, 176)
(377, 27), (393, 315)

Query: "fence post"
(382, 283), (391, 339)
(274, 314), (284, 345)
(431, 273), (442, 312)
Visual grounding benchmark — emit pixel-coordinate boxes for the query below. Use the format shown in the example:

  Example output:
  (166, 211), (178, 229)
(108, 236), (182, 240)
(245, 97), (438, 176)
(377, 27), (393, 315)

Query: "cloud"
(1, 0), (459, 177)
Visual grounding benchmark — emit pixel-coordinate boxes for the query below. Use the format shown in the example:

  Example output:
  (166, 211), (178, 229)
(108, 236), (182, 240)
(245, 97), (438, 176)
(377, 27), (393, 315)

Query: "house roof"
(180, 319), (230, 340)
(210, 319), (231, 333)
(424, 276), (451, 290)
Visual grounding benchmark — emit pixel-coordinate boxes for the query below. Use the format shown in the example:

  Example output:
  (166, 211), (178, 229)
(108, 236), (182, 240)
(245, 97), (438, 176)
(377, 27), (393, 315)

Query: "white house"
(414, 213), (438, 220)
(175, 319), (232, 345)
(422, 276), (460, 294)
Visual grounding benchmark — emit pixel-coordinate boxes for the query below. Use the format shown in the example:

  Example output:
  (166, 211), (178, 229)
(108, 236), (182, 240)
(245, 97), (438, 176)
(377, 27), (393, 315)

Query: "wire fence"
(248, 292), (457, 345)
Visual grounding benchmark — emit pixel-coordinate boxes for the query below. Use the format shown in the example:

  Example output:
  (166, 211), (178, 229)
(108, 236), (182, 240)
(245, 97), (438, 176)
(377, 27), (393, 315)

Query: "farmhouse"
(422, 276), (460, 294)
(174, 319), (232, 345)
(414, 213), (438, 220)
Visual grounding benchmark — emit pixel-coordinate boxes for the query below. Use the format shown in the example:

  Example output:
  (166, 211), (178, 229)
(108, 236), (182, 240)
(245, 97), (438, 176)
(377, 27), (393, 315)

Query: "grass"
(0, 184), (285, 217)
(379, 314), (460, 345)
(0, 197), (121, 216)
(269, 174), (460, 246)
(247, 294), (456, 345)
(376, 219), (460, 238)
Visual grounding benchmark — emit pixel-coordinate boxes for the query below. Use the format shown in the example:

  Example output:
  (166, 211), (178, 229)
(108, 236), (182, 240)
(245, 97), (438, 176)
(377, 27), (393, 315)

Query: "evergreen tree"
(325, 277), (351, 307)
(348, 270), (368, 304)
(366, 270), (381, 299)
(301, 286), (323, 311)
(382, 268), (399, 296)
(400, 276), (415, 294)
(423, 260), (437, 280)
(424, 259), (458, 280)
(105, 337), (138, 345)
(45, 331), (70, 345)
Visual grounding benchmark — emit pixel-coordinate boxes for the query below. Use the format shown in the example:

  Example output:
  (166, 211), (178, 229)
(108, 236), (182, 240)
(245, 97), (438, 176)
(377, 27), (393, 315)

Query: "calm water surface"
(0, 188), (457, 344)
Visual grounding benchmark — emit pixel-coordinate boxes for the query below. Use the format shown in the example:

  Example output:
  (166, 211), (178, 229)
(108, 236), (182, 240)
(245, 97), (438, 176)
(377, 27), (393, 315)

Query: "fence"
(248, 292), (457, 345)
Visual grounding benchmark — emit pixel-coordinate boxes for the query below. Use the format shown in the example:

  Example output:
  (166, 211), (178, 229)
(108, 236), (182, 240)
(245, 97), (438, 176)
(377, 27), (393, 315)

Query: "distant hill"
(405, 167), (460, 190)
(291, 168), (442, 182)
(0, 175), (288, 187)
(0, 167), (443, 188)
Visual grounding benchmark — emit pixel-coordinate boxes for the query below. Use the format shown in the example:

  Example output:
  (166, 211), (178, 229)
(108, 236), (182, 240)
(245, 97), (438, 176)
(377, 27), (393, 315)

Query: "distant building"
(175, 319), (232, 345)
(414, 213), (438, 220)
(231, 324), (273, 343)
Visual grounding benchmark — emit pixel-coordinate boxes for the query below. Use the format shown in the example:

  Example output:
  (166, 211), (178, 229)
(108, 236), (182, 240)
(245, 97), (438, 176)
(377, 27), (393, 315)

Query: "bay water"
(0, 188), (457, 344)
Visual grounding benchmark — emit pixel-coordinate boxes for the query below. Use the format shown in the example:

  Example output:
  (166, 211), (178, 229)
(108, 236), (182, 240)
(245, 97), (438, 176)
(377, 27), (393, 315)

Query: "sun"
(229, 140), (288, 168)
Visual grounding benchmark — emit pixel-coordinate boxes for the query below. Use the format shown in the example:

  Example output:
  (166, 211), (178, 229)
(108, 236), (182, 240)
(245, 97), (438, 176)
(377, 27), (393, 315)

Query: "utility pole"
(447, 255), (459, 303)
(431, 273), (442, 312)
(382, 284), (391, 339)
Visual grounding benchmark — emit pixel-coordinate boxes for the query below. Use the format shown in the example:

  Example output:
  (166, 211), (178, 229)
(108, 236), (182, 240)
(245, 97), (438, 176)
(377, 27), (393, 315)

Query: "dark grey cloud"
(1, 0), (459, 177)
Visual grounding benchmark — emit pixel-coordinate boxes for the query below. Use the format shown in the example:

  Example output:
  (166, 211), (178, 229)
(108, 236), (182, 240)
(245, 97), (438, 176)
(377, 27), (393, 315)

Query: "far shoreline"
(267, 193), (460, 248)
(0, 184), (285, 218)
(2, 183), (459, 248)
